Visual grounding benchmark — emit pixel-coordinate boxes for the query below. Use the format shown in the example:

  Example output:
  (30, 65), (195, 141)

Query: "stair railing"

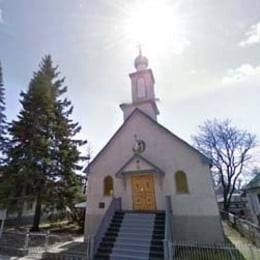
(164, 195), (173, 260)
(86, 234), (93, 259)
(91, 197), (121, 259)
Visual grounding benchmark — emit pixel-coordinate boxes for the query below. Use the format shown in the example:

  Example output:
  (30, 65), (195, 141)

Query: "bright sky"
(0, 0), (260, 167)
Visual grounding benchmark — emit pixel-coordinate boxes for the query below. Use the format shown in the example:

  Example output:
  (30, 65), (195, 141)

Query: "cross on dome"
(134, 43), (148, 71)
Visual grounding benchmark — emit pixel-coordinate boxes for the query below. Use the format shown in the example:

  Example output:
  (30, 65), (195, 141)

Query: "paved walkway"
(223, 222), (260, 259)
(0, 236), (85, 260)
(0, 252), (43, 260)
(0, 256), (41, 260)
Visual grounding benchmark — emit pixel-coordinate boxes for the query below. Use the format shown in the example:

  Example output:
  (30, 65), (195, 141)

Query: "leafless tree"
(193, 119), (257, 211)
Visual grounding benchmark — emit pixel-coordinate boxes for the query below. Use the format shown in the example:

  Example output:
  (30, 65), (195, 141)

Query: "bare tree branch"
(192, 119), (257, 211)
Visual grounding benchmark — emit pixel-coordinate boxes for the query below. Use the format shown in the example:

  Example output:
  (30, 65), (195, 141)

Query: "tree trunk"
(31, 196), (41, 231)
(16, 186), (26, 228)
(223, 202), (229, 212)
(223, 191), (232, 212)
(15, 204), (23, 228)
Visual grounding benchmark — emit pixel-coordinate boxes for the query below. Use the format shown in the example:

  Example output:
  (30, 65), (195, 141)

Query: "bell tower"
(120, 48), (159, 121)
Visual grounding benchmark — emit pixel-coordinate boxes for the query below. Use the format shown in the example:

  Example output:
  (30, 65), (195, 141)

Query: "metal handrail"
(91, 197), (121, 259)
(164, 195), (173, 260)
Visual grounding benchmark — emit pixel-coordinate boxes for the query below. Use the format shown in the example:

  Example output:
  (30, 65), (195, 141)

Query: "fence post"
(86, 235), (91, 259)
(45, 230), (50, 251)
(0, 219), (5, 239)
(163, 239), (168, 260)
(24, 228), (30, 250)
(90, 236), (94, 260)
(249, 245), (255, 260)
(168, 241), (173, 260)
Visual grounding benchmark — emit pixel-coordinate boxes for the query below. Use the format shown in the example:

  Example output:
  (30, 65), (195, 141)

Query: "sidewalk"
(0, 256), (41, 260)
(42, 235), (88, 259)
(223, 221), (260, 259)
(0, 236), (85, 260)
(44, 235), (85, 254)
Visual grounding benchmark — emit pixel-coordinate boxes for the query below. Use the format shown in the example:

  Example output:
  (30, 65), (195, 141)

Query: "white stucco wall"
(85, 110), (221, 240)
(121, 102), (157, 121)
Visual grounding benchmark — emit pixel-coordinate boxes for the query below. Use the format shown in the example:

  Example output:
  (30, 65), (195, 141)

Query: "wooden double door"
(131, 175), (156, 210)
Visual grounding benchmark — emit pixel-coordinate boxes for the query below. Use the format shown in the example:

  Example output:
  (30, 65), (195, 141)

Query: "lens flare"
(123, 1), (188, 55)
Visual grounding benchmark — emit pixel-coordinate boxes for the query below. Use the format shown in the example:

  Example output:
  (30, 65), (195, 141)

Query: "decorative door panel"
(131, 175), (156, 210)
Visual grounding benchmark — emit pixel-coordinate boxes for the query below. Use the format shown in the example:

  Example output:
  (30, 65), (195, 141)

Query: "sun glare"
(123, 1), (187, 55)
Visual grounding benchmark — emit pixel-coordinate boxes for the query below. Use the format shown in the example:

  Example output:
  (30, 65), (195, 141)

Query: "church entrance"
(131, 175), (156, 210)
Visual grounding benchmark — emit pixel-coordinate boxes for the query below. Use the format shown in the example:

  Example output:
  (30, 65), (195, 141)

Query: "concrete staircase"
(94, 211), (165, 260)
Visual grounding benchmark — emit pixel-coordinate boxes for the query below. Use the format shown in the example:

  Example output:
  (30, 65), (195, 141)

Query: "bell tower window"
(137, 78), (146, 98)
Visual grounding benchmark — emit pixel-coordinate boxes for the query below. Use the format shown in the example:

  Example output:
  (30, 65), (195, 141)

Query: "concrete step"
(108, 236), (152, 244)
(118, 227), (154, 233)
(121, 219), (154, 225)
(120, 220), (154, 226)
(95, 211), (165, 260)
(112, 242), (151, 251)
(123, 216), (155, 221)
(108, 228), (153, 235)
(100, 240), (151, 248)
(109, 254), (148, 260)
(123, 215), (155, 219)
(110, 222), (154, 229)
(111, 247), (149, 258)
(116, 232), (153, 239)
(123, 214), (155, 219)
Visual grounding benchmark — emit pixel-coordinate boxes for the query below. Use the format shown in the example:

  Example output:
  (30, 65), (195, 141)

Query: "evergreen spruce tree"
(0, 60), (9, 213)
(6, 55), (86, 230)
(0, 60), (8, 165)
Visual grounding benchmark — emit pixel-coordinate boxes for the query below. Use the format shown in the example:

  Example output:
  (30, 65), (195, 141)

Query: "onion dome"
(134, 46), (148, 71)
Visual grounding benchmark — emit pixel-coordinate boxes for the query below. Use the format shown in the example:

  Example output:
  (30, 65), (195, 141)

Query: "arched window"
(104, 176), (114, 196)
(136, 78), (146, 98)
(175, 171), (189, 193)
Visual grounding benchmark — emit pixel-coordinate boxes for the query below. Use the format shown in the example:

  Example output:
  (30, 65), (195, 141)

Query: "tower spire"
(137, 43), (142, 56)
(134, 44), (148, 71)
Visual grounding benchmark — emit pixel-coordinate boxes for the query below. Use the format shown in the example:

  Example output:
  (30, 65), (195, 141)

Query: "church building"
(84, 50), (224, 259)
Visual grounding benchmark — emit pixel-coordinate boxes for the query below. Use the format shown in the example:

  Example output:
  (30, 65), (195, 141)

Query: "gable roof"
(246, 173), (260, 190)
(115, 153), (165, 177)
(84, 108), (211, 174)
